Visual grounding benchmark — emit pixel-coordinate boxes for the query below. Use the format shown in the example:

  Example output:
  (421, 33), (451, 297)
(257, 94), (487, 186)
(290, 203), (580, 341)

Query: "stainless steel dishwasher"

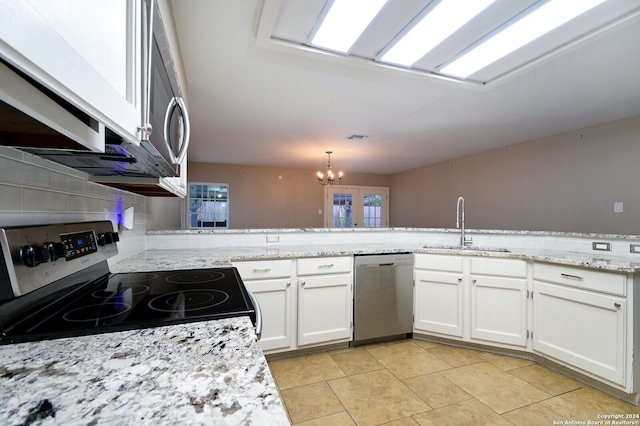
(352, 253), (414, 346)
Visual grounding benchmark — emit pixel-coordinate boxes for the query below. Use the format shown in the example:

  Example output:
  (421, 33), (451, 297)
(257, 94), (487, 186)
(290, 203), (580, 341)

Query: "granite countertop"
(111, 244), (640, 274)
(147, 227), (640, 241)
(0, 317), (289, 425)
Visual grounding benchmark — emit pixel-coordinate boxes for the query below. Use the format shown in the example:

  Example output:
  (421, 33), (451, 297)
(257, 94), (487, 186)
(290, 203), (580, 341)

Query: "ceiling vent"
(347, 134), (368, 140)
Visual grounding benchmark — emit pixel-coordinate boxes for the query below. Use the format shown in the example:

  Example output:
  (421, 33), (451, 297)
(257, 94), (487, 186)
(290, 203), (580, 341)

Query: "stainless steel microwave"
(144, 0), (190, 173)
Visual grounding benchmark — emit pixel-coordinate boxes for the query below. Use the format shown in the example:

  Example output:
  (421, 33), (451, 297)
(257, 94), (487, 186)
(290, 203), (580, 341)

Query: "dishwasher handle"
(356, 261), (414, 268)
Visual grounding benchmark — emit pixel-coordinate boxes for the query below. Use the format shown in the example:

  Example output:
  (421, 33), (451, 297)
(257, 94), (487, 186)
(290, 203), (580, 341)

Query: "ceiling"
(170, 0), (640, 175)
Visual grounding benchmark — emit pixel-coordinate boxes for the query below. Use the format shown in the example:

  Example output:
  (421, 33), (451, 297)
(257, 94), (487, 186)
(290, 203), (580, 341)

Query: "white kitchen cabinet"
(414, 254), (528, 349)
(297, 257), (353, 347)
(233, 260), (295, 354)
(244, 278), (293, 353)
(469, 258), (528, 347)
(414, 254), (465, 338)
(0, 0), (143, 147)
(533, 263), (628, 387)
(414, 269), (465, 338)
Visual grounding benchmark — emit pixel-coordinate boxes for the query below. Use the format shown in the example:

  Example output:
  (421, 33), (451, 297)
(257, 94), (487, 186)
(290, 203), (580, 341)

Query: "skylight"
(271, 0), (623, 84)
(311, 0), (388, 54)
(380, 0), (496, 67)
(440, 0), (608, 78)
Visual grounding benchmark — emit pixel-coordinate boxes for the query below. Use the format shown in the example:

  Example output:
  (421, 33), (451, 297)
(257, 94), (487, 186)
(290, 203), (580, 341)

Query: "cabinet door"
(470, 275), (527, 347)
(533, 282), (626, 386)
(244, 278), (293, 353)
(298, 274), (352, 347)
(414, 270), (464, 338)
(0, 0), (142, 145)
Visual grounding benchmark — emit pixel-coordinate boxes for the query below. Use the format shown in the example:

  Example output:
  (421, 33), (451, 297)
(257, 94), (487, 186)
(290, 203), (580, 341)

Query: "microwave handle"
(164, 96), (190, 165)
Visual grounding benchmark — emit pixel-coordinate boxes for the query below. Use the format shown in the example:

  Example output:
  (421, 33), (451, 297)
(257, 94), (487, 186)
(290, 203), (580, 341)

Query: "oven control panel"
(0, 221), (119, 299)
(61, 230), (99, 261)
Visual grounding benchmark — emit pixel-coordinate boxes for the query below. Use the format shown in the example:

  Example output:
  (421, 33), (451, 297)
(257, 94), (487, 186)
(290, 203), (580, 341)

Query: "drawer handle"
(252, 268), (271, 273)
(560, 273), (583, 280)
(418, 279), (460, 285)
(614, 303), (621, 308)
(318, 264), (335, 268)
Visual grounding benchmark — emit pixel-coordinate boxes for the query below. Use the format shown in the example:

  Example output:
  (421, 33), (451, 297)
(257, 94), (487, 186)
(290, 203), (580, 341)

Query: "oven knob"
(20, 245), (44, 267)
(42, 242), (66, 261)
(97, 233), (106, 246)
(43, 242), (56, 261)
(53, 242), (67, 258)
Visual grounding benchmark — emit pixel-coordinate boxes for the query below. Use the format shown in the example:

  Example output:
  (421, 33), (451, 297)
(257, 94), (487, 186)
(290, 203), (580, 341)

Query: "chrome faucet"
(456, 196), (473, 247)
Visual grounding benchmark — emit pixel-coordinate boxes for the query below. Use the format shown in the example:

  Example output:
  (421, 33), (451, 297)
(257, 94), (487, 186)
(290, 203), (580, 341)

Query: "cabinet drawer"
(533, 263), (626, 296)
(414, 254), (463, 272)
(470, 257), (527, 278)
(234, 259), (293, 280)
(297, 256), (352, 276)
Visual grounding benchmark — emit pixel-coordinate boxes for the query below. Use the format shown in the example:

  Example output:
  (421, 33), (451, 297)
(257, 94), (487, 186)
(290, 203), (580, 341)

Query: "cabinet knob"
(614, 303), (621, 308)
(457, 278), (462, 283)
(301, 281), (306, 287)
(472, 279), (477, 284)
(287, 282), (291, 287)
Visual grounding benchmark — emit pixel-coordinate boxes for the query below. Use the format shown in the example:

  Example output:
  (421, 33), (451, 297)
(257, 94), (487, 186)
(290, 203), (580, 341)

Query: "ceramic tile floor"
(267, 339), (640, 425)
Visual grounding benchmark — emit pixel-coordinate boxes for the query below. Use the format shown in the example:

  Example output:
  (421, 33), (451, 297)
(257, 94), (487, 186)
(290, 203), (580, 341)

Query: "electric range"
(0, 221), (260, 344)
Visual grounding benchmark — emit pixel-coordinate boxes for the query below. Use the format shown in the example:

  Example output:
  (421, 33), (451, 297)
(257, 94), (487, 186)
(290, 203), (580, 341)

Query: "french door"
(324, 186), (389, 228)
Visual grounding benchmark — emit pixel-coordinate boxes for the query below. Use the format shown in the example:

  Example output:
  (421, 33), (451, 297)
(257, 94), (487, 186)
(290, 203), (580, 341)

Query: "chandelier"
(317, 151), (343, 186)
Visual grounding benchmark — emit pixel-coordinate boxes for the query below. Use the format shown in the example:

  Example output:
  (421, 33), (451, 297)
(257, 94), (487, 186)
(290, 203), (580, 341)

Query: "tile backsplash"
(0, 147), (146, 263)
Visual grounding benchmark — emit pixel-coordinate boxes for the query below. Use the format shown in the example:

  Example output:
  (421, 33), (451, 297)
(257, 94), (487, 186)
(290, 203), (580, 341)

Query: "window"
(188, 183), (229, 229)
(325, 186), (388, 228)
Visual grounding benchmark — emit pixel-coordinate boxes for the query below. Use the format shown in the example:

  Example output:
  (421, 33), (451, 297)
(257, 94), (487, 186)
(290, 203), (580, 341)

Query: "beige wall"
(147, 163), (391, 230)
(390, 115), (640, 234)
(148, 115), (640, 234)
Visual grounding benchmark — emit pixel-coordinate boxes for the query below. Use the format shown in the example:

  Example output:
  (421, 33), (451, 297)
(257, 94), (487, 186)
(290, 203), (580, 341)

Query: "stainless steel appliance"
(0, 221), (260, 344)
(0, 0), (189, 194)
(352, 253), (413, 346)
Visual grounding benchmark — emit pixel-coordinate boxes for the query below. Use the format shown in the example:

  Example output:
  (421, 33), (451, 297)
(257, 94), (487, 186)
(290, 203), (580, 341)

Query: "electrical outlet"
(631, 244), (640, 254)
(266, 235), (279, 243)
(592, 242), (611, 251)
(614, 202), (624, 213)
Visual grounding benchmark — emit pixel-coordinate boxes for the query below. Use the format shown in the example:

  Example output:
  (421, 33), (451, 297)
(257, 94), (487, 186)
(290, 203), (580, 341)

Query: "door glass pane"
(332, 193), (353, 228)
(189, 183), (229, 228)
(363, 194), (382, 228)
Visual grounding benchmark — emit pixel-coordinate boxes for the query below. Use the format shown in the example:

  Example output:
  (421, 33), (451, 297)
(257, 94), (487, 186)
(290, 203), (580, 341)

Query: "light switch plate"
(631, 244), (640, 254)
(614, 202), (624, 213)
(266, 235), (279, 243)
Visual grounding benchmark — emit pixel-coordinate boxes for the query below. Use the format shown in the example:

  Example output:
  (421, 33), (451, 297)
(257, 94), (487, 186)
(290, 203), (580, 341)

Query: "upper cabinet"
(0, 0), (143, 148)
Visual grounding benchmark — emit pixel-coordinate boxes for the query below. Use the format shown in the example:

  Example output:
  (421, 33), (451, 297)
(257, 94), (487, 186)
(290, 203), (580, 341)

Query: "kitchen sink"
(422, 245), (510, 253)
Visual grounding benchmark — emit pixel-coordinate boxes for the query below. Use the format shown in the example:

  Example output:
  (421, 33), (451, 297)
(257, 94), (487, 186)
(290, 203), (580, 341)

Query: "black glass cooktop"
(0, 267), (255, 343)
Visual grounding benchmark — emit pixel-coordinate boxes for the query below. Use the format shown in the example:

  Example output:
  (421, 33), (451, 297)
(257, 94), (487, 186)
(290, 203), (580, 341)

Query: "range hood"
(0, 58), (182, 197)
